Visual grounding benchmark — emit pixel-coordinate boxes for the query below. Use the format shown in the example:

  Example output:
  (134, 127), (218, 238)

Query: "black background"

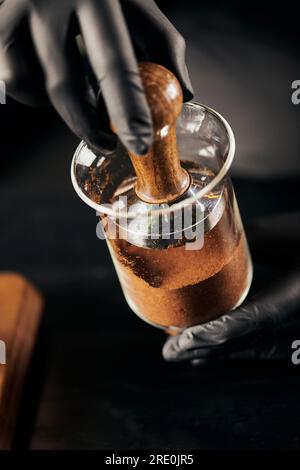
(0, 0), (300, 450)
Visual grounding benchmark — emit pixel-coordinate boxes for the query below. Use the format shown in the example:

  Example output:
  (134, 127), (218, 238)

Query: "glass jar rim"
(71, 102), (235, 218)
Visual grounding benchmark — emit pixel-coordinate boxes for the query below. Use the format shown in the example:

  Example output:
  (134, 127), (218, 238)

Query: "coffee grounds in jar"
(107, 207), (251, 329)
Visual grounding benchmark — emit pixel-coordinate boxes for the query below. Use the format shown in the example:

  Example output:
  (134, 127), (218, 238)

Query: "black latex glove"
(163, 213), (300, 363)
(0, 0), (193, 154)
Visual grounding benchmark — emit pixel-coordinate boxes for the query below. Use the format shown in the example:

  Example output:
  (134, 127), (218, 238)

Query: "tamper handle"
(128, 62), (190, 204)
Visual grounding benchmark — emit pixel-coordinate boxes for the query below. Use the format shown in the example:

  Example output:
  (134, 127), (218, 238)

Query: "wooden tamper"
(127, 62), (191, 204)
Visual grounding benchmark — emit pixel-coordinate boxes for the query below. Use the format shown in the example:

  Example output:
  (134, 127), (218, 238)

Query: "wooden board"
(0, 273), (43, 449)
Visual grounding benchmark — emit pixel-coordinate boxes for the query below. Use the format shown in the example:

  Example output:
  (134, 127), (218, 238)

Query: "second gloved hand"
(163, 213), (300, 363)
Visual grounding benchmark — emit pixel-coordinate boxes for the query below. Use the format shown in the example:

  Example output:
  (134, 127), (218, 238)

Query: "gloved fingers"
(189, 346), (281, 366)
(163, 310), (260, 362)
(123, 0), (193, 101)
(163, 269), (300, 362)
(77, 0), (152, 155)
(191, 320), (300, 365)
(0, 0), (27, 37)
(0, 0), (47, 105)
(29, 9), (116, 153)
(164, 317), (285, 363)
(0, 40), (48, 106)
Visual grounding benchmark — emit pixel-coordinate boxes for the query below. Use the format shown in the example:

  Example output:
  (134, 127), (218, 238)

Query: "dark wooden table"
(13, 275), (300, 450)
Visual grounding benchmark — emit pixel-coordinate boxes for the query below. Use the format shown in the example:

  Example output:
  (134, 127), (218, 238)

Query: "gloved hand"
(163, 213), (300, 363)
(0, 0), (193, 154)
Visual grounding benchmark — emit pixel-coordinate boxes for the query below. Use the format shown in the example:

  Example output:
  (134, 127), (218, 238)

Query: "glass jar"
(71, 102), (253, 334)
